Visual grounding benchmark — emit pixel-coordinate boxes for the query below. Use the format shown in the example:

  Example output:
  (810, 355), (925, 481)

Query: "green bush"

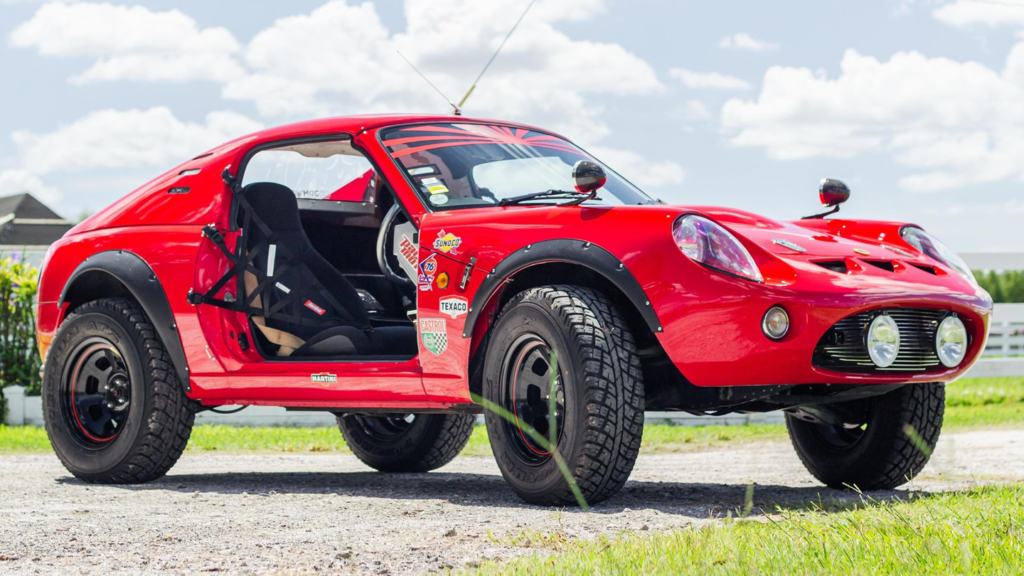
(0, 388), (6, 424)
(0, 257), (41, 397)
(974, 270), (1024, 303)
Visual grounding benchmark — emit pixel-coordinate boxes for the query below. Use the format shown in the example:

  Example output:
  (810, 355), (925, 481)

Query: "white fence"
(5, 251), (1023, 428)
(6, 303), (1022, 428)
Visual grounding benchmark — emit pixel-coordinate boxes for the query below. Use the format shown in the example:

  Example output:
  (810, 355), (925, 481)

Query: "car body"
(36, 114), (992, 504)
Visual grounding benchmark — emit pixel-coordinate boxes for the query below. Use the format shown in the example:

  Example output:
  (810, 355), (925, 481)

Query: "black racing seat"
(243, 182), (417, 357)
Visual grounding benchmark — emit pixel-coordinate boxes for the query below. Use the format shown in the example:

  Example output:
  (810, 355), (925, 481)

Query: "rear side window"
(241, 139), (376, 202)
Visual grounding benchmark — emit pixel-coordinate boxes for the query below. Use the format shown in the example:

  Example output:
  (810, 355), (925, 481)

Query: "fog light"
(867, 314), (900, 368)
(762, 306), (790, 340)
(936, 315), (967, 368)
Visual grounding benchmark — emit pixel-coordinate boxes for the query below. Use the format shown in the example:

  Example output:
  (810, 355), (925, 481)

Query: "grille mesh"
(813, 308), (946, 373)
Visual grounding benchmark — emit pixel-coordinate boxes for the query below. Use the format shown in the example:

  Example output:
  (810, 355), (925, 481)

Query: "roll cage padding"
(58, 250), (192, 391)
(461, 239), (663, 338)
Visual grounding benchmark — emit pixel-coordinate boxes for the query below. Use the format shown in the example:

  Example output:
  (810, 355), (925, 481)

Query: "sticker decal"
(311, 372), (337, 385)
(305, 300), (326, 316)
(399, 234), (418, 267)
(418, 254), (437, 292)
(433, 230), (462, 255)
(853, 248), (871, 256)
(421, 177), (450, 195)
(419, 318), (448, 356)
(439, 296), (468, 319)
(436, 272), (450, 290)
(429, 193), (449, 206)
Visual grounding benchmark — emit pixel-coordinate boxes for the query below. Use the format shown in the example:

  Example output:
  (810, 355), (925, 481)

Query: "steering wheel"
(376, 203), (416, 289)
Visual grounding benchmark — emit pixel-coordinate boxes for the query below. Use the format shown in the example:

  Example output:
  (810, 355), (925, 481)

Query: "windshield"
(380, 123), (652, 210)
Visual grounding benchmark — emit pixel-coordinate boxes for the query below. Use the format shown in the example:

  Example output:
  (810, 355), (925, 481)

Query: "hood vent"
(909, 263), (938, 275)
(862, 260), (896, 272)
(813, 260), (848, 274)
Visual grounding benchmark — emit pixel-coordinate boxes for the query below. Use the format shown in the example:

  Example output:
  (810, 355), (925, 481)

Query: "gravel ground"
(1, 428), (1023, 576)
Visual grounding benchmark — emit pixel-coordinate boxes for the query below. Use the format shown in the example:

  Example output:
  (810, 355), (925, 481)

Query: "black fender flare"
(462, 239), (663, 338)
(58, 250), (191, 391)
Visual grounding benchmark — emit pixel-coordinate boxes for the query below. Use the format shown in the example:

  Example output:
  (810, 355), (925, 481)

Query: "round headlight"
(867, 314), (900, 368)
(762, 306), (790, 340)
(673, 215), (763, 282)
(936, 315), (968, 368)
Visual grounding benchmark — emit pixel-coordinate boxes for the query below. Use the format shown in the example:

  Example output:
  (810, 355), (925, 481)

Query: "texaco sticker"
(439, 296), (468, 319)
(419, 318), (448, 356)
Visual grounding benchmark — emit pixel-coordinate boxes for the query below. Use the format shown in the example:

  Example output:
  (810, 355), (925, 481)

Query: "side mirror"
(572, 160), (607, 194)
(819, 178), (850, 207)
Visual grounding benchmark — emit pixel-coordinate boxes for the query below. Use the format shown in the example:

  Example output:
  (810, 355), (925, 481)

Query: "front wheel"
(786, 383), (945, 490)
(483, 286), (644, 507)
(337, 413), (475, 472)
(43, 298), (195, 484)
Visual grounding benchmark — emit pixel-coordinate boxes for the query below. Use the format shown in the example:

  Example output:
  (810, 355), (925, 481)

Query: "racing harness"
(188, 173), (371, 356)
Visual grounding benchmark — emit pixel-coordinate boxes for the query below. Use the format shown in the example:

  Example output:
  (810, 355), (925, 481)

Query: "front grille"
(813, 308), (946, 373)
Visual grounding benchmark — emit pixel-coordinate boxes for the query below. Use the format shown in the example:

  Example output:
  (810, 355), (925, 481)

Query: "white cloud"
(11, 107), (262, 174)
(669, 68), (751, 90)
(590, 146), (686, 187)
(7, 0), (682, 193)
(0, 169), (59, 204)
(933, 0), (1024, 28)
(718, 32), (779, 52)
(722, 47), (1024, 191)
(10, 2), (244, 83)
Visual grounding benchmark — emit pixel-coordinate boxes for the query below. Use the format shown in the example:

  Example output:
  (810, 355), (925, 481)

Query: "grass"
(465, 484), (1024, 575)
(2, 377), (1023, 455)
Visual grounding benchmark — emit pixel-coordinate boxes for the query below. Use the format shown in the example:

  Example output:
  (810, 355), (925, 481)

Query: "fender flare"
(58, 250), (191, 391)
(462, 239), (663, 338)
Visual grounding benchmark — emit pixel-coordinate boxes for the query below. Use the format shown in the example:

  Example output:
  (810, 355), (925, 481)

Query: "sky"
(1, 0), (1022, 251)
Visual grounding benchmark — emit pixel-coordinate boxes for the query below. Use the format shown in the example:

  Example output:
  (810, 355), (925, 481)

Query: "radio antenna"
(397, 51), (462, 115)
(457, 0), (537, 109)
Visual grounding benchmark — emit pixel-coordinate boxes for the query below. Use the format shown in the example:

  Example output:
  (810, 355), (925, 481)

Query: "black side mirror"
(819, 178), (850, 207)
(572, 160), (607, 194)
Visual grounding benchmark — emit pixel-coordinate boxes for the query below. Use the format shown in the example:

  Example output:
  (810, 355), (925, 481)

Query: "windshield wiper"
(499, 189), (585, 207)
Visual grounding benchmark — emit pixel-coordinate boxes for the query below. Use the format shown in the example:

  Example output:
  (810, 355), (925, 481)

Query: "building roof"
(0, 192), (73, 247)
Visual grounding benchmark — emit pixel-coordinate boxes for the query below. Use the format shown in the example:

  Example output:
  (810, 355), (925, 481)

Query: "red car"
(36, 114), (991, 506)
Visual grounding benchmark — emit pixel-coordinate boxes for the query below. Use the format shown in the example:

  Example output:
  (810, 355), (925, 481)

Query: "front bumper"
(653, 267), (991, 387)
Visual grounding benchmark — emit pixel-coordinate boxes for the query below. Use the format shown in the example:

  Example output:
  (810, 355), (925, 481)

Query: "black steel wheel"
(498, 335), (565, 466)
(60, 339), (133, 446)
(337, 412), (475, 473)
(43, 298), (195, 484)
(786, 383), (945, 490)
(483, 285), (644, 507)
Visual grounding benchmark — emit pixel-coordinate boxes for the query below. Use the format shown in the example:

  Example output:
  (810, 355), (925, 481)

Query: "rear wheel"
(483, 286), (644, 507)
(43, 298), (195, 484)
(786, 383), (944, 490)
(337, 413), (475, 472)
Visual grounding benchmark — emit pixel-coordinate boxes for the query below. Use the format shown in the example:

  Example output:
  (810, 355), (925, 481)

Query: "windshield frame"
(375, 120), (653, 213)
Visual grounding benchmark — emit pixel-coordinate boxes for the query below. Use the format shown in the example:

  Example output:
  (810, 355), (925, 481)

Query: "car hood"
(688, 205), (916, 261)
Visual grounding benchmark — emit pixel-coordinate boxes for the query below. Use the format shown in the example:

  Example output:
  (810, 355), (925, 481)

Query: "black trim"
(462, 239), (662, 338)
(58, 250), (191, 392)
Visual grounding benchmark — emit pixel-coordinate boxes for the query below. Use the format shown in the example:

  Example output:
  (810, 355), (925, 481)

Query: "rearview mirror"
(819, 178), (850, 207)
(572, 161), (607, 194)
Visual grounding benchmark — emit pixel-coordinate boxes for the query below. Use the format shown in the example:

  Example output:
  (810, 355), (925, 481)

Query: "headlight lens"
(867, 315), (900, 368)
(936, 315), (968, 368)
(673, 215), (763, 282)
(900, 227), (976, 286)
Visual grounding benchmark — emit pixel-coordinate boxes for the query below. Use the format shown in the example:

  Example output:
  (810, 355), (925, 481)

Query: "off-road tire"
(786, 383), (945, 490)
(43, 298), (195, 483)
(337, 413), (475, 472)
(483, 285), (644, 507)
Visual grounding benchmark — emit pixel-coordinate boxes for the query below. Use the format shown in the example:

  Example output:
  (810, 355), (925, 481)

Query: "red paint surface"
(37, 115), (993, 411)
